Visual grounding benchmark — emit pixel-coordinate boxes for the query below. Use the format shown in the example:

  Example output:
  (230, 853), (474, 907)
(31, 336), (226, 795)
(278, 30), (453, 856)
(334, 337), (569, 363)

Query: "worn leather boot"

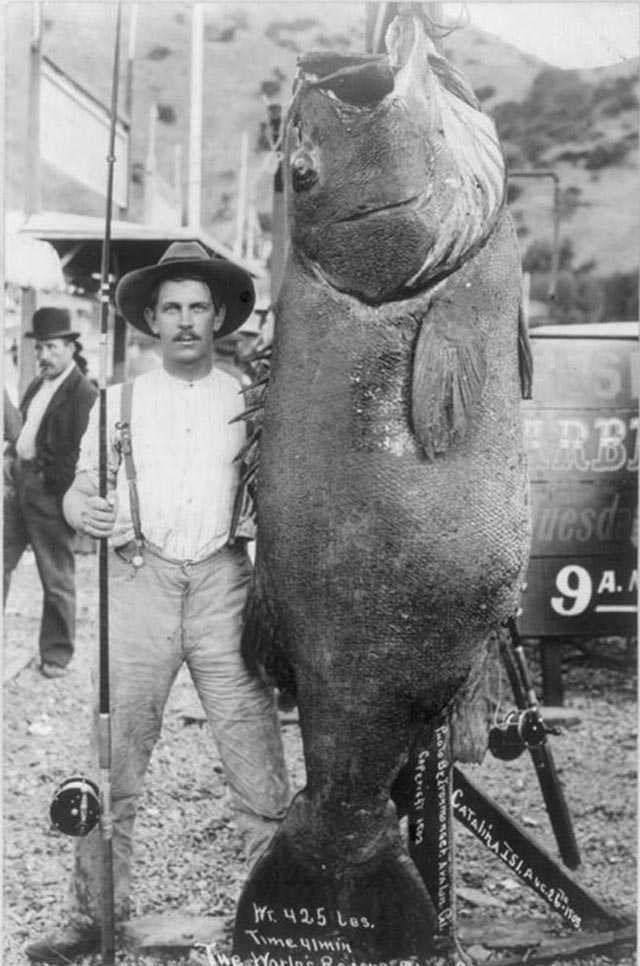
(25, 923), (101, 963)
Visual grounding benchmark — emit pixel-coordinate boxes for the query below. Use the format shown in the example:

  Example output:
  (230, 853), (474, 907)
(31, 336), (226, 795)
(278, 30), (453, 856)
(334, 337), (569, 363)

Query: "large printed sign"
(519, 327), (638, 636)
(40, 56), (130, 209)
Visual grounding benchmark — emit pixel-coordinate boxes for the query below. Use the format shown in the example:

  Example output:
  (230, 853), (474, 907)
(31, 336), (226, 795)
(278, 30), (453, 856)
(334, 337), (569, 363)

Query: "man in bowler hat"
(25, 243), (290, 963)
(4, 307), (97, 678)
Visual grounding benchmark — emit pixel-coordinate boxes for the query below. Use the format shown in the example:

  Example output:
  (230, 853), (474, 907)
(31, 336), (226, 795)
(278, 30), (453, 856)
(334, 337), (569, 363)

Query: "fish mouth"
(300, 52), (395, 109)
(296, 15), (431, 112)
(335, 192), (426, 224)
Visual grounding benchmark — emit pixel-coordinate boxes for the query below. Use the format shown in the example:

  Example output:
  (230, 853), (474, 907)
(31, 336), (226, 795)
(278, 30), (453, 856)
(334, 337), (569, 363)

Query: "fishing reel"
(488, 709), (549, 762)
(50, 775), (101, 837)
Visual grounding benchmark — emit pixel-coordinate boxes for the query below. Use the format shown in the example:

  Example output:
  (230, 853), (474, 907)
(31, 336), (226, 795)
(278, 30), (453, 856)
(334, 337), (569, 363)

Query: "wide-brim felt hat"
(25, 307), (80, 341)
(114, 241), (256, 338)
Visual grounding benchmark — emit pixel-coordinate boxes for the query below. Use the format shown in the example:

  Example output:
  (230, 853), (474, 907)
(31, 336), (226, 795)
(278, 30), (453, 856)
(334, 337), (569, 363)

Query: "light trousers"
(71, 540), (291, 925)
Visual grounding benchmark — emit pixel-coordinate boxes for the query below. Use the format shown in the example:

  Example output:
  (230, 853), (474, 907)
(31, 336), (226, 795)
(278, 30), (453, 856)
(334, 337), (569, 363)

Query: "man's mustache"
(173, 330), (201, 342)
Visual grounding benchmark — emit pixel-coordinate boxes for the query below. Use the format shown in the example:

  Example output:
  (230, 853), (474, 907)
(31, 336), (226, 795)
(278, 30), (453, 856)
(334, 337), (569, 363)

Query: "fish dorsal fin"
(411, 297), (487, 459)
(427, 51), (481, 111)
(390, 20), (506, 291)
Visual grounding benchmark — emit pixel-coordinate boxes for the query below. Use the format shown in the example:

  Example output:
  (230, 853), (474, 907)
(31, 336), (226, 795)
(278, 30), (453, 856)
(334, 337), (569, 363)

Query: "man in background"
(3, 306), (97, 678)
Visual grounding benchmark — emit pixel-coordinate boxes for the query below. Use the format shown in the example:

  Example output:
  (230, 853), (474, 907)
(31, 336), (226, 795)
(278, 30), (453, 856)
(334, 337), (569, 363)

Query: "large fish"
(234, 10), (532, 962)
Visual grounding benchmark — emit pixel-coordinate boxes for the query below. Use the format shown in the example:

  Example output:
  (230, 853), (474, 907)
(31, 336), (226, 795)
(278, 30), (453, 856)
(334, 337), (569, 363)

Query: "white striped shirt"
(76, 365), (250, 560)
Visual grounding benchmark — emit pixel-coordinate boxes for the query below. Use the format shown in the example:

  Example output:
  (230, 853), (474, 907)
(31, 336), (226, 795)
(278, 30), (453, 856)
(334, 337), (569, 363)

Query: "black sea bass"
(234, 9), (532, 962)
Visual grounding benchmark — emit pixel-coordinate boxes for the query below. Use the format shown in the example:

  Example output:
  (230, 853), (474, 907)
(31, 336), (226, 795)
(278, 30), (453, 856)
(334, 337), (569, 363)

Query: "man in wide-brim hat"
(4, 306), (97, 679)
(26, 243), (291, 964)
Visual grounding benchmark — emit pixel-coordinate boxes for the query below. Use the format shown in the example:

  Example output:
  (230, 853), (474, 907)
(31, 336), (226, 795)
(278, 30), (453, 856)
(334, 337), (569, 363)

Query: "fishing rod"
(49, 7), (122, 964)
(96, 6), (122, 962)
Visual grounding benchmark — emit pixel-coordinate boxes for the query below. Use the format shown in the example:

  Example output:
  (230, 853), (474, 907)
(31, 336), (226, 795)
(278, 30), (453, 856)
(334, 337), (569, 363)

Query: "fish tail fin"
(232, 824), (437, 961)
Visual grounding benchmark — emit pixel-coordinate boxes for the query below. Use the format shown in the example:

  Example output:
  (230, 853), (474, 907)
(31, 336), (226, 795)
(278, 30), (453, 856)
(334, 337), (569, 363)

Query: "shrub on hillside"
(585, 139), (631, 170)
(555, 148), (591, 163)
(206, 24), (237, 42)
(527, 266), (638, 325)
(520, 131), (553, 164)
(523, 238), (575, 274)
(529, 68), (591, 121)
(205, 9), (248, 43)
(314, 32), (351, 50)
(147, 45), (171, 61)
(266, 18), (319, 48)
(559, 186), (582, 219)
(475, 85), (496, 102)
(602, 272), (639, 320)
(157, 104), (176, 125)
(530, 270), (605, 325)
(506, 182), (523, 203)
(493, 68), (598, 165)
(592, 75), (639, 114)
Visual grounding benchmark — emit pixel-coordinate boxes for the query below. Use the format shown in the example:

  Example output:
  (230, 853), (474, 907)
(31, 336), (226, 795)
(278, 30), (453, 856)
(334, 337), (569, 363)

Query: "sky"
(443, 2), (640, 68)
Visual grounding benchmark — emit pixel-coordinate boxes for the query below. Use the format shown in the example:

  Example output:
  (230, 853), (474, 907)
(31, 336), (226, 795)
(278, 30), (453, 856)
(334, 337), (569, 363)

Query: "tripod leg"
(501, 621), (581, 870)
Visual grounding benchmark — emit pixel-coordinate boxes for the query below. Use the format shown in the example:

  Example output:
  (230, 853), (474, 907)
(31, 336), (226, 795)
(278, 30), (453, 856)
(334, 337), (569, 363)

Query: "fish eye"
(290, 148), (318, 193)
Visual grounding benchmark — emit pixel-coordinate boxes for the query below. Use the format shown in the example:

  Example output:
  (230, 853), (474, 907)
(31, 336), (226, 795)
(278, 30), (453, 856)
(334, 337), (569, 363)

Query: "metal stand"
(399, 625), (635, 964)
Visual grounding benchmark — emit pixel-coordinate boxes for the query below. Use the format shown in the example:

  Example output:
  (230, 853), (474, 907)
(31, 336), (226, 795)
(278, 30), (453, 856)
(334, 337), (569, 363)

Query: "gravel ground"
(2, 551), (637, 966)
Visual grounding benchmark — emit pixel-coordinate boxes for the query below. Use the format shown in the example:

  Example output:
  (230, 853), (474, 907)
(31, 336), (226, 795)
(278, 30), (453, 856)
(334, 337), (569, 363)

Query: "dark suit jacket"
(18, 367), (98, 496)
(4, 389), (22, 446)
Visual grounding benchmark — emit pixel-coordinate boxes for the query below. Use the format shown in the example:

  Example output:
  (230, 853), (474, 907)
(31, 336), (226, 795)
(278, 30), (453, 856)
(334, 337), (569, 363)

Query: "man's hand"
(79, 494), (117, 538)
(63, 473), (117, 538)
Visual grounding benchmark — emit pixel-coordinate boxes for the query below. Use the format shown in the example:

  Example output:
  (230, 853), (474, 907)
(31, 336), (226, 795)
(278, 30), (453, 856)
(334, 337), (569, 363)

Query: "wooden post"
(365, 2), (389, 52)
(121, 2), (137, 219)
(187, 3), (204, 229)
(173, 143), (184, 226)
(234, 132), (249, 258)
(143, 104), (158, 224)
(25, 1), (42, 217)
(267, 103), (286, 303)
(18, 288), (37, 400)
(19, 2), (44, 399)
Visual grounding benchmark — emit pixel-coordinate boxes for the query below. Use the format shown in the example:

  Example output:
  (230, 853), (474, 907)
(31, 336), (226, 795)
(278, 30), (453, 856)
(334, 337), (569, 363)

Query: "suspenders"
(115, 382), (145, 567)
(114, 379), (244, 561)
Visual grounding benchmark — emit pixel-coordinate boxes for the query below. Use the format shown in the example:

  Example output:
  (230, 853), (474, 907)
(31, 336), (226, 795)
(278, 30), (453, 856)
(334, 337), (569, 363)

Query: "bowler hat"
(25, 307), (80, 342)
(114, 241), (256, 339)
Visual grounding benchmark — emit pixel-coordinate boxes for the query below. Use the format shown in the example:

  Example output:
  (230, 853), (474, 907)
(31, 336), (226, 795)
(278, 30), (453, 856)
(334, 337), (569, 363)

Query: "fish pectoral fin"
(518, 302), (534, 400)
(411, 312), (487, 458)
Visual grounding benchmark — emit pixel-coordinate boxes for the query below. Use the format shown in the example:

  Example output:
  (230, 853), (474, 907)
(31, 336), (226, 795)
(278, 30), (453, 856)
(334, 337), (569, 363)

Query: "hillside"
(4, 2), (639, 284)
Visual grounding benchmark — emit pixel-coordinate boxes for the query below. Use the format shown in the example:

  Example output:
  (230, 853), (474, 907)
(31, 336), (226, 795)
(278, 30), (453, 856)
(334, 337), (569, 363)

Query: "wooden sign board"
(519, 326), (638, 637)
